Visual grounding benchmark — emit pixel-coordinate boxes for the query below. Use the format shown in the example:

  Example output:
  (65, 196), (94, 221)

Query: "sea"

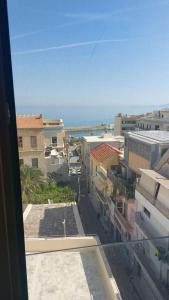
(16, 104), (164, 137)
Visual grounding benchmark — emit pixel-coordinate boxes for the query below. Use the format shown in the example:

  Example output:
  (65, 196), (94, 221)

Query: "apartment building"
(134, 169), (169, 299)
(90, 143), (122, 227)
(114, 113), (142, 136)
(16, 115), (46, 175)
(81, 133), (124, 173)
(125, 131), (169, 175)
(107, 162), (136, 242)
(43, 118), (65, 151)
(137, 109), (169, 131)
(107, 130), (169, 242)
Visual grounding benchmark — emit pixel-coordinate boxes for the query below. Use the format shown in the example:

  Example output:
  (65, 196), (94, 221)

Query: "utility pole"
(62, 219), (66, 237)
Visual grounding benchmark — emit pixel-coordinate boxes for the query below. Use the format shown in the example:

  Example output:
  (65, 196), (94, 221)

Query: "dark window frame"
(52, 136), (57, 144)
(30, 135), (37, 148)
(0, 1), (28, 298)
(32, 157), (38, 168)
(143, 207), (151, 218)
(19, 159), (24, 166)
(18, 136), (23, 148)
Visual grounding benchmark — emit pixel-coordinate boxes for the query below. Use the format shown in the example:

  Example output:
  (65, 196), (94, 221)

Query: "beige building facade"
(90, 143), (122, 228)
(43, 118), (65, 150)
(17, 115), (46, 175)
(114, 113), (141, 136)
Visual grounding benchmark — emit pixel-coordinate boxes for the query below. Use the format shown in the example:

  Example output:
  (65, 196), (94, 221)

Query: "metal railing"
(107, 168), (135, 199)
(114, 207), (133, 232)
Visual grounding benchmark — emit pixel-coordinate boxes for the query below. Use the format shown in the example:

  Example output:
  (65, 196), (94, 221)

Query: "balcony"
(114, 207), (133, 233)
(96, 187), (107, 204)
(134, 244), (169, 300)
(136, 184), (169, 219)
(107, 167), (135, 199)
(97, 170), (107, 180)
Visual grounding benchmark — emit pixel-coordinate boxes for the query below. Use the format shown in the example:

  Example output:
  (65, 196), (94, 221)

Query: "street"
(75, 172), (154, 300)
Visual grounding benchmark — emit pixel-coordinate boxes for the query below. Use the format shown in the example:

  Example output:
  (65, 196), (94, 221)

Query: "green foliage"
(29, 181), (75, 204)
(20, 164), (44, 204)
(20, 164), (75, 204)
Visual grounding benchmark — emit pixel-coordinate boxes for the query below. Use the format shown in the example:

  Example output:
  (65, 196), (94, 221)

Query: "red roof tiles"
(90, 143), (122, 162)
(16, 115), (43, 129)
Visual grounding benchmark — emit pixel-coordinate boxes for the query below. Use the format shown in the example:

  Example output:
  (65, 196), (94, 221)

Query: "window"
(143, 207), (150, 218)
(30, 136), (37, 148)
(154, 183), (160, 199)
(32, 158), (38, 168)
(19, 159), (24, 166)
(161, 148), (168, 157)
(52, 136), (57, 144)
(96, 165), (98, 175)
(18, 136), (23, 148)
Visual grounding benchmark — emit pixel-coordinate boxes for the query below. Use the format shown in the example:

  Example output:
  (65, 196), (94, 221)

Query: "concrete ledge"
(72, 204), (85, 235)
(25, 236), (97, 252)
(23, 204), (32, 222)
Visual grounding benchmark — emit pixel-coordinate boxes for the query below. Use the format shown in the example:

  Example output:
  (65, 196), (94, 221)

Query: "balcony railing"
(95, 187), (106, 203)
(107, 168), (135, 199)
(97, 170), (107, 181)
(134, 244), (169, 300)
(114, 207), (133, 232)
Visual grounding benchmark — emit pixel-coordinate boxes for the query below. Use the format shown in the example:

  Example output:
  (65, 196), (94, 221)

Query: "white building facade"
(134, 169), (169, 299)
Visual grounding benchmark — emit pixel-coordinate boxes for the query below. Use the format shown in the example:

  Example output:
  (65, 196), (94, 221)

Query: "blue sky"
(8, 0), (169, 107)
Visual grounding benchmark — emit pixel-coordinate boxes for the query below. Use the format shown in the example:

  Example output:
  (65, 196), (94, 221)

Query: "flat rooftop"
(24, 204), (82, 238)
(129, 131), (169, 143)
(141, 169), (169, 190)
(82, 134), (124, 143)
(26, 249), (112, 300)
(140, 169), (165, 180)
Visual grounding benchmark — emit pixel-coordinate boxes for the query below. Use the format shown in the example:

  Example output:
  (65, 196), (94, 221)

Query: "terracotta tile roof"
(16, 115), (43, 129)
(90, 143), (122, 162)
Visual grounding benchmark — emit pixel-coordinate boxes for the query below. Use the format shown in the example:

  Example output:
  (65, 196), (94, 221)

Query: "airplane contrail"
(11, 22), (80, 40)
(12, 38), (130, 55)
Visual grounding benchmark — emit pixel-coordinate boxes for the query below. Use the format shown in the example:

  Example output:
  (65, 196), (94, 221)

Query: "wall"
(135, 190), (169, 239)
(17, 128), (44, 150)
(25, 236), (97, 252)
(44, 128), (65, 149)
(45, 158), (69, 182)
(157, 185), (169, 209)
(18, 128), (46, 175)
(139, 173), (156, 196)
(135, 191), (169, 288)
(128, 151), (150, 173)
(114, 116), (121, 136)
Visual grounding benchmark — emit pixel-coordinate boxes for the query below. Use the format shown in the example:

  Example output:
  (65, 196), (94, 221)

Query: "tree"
(20, 164), (44, 204)
(20, 164), (75, 204)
